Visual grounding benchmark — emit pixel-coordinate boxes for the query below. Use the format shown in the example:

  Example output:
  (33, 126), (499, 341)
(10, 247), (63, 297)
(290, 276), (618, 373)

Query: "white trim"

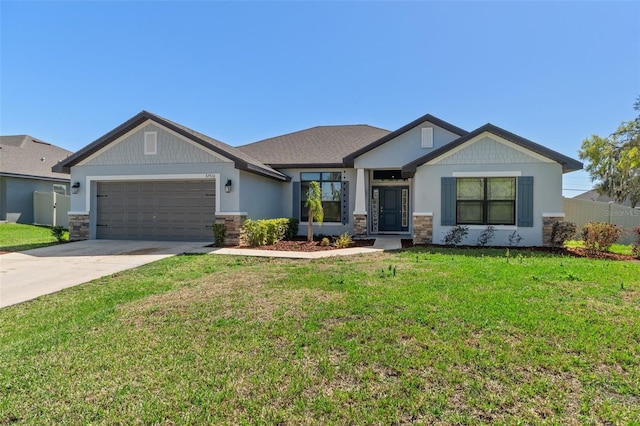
(427, 132), (554, 165)
(68, 211), (89, 215)
(77, 120), (233, 166)
(542, 213), (565, 218)
(353, 210), (368, 215)
(413, 212), (434, 216)
(452, 171), (522, 177)
(217, 212), (248, 216)
(462, 225), (518, 230)
(86, 173), (221, 214)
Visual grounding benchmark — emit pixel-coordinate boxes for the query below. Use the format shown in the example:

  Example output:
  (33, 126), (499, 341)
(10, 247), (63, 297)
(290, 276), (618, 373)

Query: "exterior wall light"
(71, 181), (81, 194)
(225, 179), (232, 193)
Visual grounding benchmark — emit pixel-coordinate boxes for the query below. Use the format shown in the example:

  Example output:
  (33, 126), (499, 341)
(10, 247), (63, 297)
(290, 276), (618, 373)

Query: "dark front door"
(378, 187), (402, 232)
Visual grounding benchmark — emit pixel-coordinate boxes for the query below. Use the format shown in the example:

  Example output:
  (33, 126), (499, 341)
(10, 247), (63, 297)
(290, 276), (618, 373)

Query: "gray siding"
(83, 123), (232, 166)
(436, 136), (547, 165)
(354, 120), (460, 169)
(0, 176), (69, 224)
(239, 171), (284, 219)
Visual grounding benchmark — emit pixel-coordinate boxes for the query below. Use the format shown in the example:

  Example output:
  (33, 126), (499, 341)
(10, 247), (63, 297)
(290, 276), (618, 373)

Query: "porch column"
(353, 168), (368, 236)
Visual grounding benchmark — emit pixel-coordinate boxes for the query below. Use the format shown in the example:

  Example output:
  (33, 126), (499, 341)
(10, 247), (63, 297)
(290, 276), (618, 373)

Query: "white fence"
(563, 197), (640, 245)
(33, 191), (71, 228)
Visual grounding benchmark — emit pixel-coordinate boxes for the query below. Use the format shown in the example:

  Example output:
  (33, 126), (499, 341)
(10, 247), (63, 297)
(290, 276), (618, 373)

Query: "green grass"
(0, 223), (68, 251)
(1, 248), (639, 424)
(565, 240), (634, 256)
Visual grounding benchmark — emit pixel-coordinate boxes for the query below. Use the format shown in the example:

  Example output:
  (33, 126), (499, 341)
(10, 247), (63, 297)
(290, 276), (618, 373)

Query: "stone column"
(215, 214), (246, 246)
(68, 213), (90, 241)
(354, 214), (368, 237)
(412, 213), (433, 245)
(542, 213), (565, 247)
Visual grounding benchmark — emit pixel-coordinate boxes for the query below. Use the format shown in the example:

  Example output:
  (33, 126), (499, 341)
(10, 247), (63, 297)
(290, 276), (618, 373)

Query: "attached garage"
(96, 180), (216, 241)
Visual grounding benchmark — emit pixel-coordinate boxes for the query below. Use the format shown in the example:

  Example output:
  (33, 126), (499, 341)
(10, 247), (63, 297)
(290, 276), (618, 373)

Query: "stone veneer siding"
(68, 213), (90, 241)
(412, 214), (433, 245)
(216, 214), (246, 246)
(353, 214), (367, 237)
(542, 215), (564, 247)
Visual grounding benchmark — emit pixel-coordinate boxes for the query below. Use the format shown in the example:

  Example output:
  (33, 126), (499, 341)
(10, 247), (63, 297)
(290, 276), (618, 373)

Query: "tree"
(579, 98), (640, 207)
(305, 181), (324, 242)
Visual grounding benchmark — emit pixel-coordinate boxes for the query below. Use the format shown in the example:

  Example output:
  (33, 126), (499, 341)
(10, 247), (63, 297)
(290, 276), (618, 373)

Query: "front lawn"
(0, 223), (67, 252)
(1, 248), (638, 424)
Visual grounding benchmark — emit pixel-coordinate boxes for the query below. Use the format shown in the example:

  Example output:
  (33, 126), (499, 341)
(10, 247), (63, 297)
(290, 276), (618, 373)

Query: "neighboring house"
(574, 189), (636, 208)
(1, 135), (72, 224)
(54, 111), (582, 246)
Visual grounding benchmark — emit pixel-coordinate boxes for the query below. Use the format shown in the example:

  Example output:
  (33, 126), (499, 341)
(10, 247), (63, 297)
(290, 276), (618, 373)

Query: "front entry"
(373, 186), (409, 232)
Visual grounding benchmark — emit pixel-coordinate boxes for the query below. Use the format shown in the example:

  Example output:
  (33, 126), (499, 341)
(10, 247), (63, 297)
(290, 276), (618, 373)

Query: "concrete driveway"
(0, 240), (212, 308)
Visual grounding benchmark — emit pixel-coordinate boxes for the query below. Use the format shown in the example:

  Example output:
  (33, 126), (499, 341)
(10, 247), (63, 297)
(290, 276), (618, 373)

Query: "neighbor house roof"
(239, 125), (390, 168)
(53, 111), (289, 181)
(0, 135), (72, 181)
(574, 190), (634, 208)
(343, 113), (469, 167)
(401, 123), (583, 177)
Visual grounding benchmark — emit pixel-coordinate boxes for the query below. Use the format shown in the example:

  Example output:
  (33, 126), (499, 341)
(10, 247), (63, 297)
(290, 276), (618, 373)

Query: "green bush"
(581, 222), (622, 253)
(550, 221), (577, 248)
(212, 223), (226, 247)
(50, 226), (66, 243)
(443, 225), (469, 246)
(284, 218), (299, 240)
(242, 218), (290, 247)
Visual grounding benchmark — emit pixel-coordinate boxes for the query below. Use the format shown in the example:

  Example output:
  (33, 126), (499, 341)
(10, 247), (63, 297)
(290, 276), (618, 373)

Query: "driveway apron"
(0, 240), (211, 308)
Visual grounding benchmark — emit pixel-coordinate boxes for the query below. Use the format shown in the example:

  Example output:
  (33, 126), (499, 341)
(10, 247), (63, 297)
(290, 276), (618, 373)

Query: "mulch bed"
(233, 238), (375, 252)
(401, 239), (639, 262)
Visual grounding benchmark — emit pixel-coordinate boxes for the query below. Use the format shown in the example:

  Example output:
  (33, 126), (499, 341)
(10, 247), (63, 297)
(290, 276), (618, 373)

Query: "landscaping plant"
(581, 221), (622, 253)
(632, 226), (640, 258)
(443, 225), (469, 245)
(550, 221), (577, 248)
(333, 232), (353, 249)
(50, 225), (66, 243)
(212, 223), (226, 247)
(305, 181), (324, 242)
(477, 225), (495, 246)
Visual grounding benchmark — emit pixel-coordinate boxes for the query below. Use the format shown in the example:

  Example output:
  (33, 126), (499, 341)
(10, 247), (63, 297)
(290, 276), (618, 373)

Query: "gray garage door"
(96, 180), (216, 241)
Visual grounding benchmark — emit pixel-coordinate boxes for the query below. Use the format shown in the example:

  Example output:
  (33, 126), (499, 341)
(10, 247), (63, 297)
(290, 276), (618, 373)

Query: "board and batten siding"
(82, 123), (232, 167)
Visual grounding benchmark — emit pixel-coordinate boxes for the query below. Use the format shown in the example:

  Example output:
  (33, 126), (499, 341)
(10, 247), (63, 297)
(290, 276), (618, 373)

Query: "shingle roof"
(574, 190), (634, 207)
(401, 123), (583, 177)
(0, 135), (72, 181)
(343, 113), (469, 167)
(238, 125), (391, 168)
(53, 111), (288, 181)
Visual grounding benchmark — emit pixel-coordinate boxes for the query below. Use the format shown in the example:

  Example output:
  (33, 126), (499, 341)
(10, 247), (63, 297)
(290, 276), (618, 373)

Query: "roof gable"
(239, 125), (390, 168)
(344, 113), (468, 167)
(53, 111), (288, 181)
(402, 123), (583, 177)
(0, 135), (72, 180)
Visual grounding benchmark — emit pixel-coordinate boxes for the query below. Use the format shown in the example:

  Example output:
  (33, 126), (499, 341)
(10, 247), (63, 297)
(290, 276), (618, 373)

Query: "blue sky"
(1, 1), (639, 196)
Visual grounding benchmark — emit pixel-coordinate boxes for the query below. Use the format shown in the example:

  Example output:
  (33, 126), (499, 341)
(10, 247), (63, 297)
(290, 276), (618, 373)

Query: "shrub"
(212, 223), (226, 247)
(550, 221), (577, 248)
(477, 225), (496, 246)
(508, 230), (523, 247)
(632, 226), (640, 259)
(581, 222), (622, 253)
(443, 225), (469, 246)
(284, 218), (299, 240)
(51, 226), (66, 243)
(320, 237), (331, 247)
(333, 232), (353, 249)
(242, 218), (289, 247)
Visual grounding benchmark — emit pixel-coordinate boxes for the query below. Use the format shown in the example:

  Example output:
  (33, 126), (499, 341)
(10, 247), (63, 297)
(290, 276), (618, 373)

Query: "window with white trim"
(456, 177), (516, 225)
(144, 132), (157, 155)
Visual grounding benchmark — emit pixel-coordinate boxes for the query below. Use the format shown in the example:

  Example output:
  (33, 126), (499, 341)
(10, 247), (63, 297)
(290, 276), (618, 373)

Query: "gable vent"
(421, 127), (433, 148)
(144, 132), (157, 155)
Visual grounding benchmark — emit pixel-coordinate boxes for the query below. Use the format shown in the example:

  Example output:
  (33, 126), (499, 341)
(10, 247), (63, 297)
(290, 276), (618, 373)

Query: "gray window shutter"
(292, 182), (301, 221)
(441, 177), (456, 226)
(341, 181), (349, 224)
(517, 176), (534, 227)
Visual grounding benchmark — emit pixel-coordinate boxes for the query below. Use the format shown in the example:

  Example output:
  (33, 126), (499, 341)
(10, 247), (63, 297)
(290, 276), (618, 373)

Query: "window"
(456, 177), (515, 225)
(300, 172), (341, 222)
(53, 184), (67, 195)
(144, 132), (157, 155)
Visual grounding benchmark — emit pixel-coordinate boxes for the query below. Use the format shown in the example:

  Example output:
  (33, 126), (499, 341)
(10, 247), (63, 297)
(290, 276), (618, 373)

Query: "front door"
(377, 187), (406, 232)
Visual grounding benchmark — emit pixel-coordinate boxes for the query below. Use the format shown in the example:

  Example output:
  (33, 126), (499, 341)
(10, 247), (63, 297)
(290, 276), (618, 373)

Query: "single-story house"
(54, 111), (582, 246)
(1, 135), (72, 224)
